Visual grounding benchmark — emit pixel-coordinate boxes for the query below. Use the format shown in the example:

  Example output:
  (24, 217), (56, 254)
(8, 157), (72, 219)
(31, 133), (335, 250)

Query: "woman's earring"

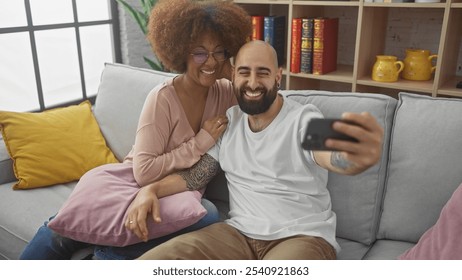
(277, 82), (281, 89)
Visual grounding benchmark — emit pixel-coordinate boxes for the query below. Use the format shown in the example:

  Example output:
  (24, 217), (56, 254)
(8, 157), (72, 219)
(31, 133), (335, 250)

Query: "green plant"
(115, 0), (163, 71)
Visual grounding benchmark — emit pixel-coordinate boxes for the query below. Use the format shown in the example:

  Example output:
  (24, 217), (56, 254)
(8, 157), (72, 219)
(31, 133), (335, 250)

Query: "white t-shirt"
(207, 95), (340, 253)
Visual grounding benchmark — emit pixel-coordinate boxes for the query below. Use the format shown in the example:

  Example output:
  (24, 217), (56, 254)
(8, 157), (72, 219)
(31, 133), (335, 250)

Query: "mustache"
(240, 86), (267, 93)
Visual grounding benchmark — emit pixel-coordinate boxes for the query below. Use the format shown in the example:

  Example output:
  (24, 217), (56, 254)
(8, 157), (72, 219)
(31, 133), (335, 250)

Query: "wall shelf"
(235, 0), (462, 99)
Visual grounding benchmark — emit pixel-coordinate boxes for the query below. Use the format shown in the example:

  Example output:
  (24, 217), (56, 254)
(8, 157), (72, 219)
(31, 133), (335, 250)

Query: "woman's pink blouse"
(124, 78), (236, 186)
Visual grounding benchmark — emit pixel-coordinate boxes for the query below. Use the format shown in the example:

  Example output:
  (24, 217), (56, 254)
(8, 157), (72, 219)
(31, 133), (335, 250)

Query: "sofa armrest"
(0, 138), (16, 185)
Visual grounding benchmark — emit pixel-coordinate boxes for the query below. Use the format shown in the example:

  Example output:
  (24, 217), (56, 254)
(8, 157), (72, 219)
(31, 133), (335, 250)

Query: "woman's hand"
(125, 176), (189, 242)
(203, 115), (229, 141)
(125, 184), (161, 242)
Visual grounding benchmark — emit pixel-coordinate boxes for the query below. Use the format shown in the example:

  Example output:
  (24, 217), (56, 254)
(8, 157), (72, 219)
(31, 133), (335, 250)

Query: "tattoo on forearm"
(177, 154), (220, 191)
(331, 152), (353, 171)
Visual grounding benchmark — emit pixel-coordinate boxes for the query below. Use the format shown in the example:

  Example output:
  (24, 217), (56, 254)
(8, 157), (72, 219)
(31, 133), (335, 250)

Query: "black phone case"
(302, 118), (358, 151)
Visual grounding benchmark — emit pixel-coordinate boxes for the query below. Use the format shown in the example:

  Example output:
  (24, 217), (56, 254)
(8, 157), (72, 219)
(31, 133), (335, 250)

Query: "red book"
(251, 16), (264, 40)
(290, 18), (302, 73)
(312, 18), (339, 75)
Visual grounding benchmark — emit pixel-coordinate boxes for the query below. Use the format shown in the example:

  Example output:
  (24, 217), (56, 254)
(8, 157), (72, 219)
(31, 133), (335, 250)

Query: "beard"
(234, 81), (279, 115)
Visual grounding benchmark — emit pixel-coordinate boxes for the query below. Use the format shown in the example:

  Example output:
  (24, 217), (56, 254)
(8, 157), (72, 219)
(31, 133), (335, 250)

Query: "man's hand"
(314, 112), (384, 175)
(125, 184), (161, 242)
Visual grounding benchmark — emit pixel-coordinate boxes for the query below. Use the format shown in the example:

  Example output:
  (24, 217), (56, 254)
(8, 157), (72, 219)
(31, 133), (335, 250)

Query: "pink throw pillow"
(48, 163), (206, 247)
(399, 182), (462, 260)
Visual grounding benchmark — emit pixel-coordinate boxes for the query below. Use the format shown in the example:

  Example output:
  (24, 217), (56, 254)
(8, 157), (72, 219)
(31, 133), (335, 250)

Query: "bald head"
(234, 40), (279, 70)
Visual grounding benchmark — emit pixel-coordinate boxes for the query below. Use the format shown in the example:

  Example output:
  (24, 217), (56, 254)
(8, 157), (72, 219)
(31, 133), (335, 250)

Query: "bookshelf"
(234, 0), (462, 99)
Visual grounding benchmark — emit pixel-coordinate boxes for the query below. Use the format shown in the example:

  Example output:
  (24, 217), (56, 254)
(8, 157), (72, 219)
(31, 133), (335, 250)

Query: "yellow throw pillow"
(0, 101), (119, 190)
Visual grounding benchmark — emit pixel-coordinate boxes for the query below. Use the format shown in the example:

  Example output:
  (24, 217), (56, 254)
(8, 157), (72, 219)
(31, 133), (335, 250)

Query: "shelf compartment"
(435, 5), (462, 97)
(289, 64), (354, 83)
(356, 77), (434, 94)
(290, 6), (358, 78)
(356, 6), (444, 95)
(438, 76), (462, 97)
(289, 75), (354, 92)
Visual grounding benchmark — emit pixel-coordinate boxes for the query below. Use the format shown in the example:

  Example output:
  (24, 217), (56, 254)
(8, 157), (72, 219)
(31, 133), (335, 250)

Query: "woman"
(20, 0), (251, 260)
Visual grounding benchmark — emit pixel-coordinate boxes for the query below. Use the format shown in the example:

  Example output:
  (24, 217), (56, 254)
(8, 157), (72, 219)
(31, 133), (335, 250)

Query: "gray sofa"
(1, 63), (462, 260)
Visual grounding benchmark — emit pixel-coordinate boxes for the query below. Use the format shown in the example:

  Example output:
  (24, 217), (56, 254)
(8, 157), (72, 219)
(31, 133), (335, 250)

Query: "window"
(0, 0), (121, 112)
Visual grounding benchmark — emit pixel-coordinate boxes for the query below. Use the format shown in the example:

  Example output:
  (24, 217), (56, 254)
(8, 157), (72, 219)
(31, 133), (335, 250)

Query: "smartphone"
(302, 118), (358, 151)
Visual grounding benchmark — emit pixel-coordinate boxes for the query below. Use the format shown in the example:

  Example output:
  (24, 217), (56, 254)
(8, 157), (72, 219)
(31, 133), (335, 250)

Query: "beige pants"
(138, 222), (336, 260)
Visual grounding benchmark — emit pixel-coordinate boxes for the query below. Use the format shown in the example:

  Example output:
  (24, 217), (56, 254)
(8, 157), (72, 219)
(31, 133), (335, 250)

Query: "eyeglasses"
(190, 49), (228, 64)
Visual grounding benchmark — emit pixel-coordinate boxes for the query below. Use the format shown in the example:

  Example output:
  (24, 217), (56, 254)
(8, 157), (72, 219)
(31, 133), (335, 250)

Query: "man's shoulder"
(283, 95), (322, 117)
(226, 104), (244, 119)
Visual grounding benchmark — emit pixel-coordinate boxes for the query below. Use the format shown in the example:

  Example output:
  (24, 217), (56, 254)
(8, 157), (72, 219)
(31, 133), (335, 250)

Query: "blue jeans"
(19, 199), (220, 260)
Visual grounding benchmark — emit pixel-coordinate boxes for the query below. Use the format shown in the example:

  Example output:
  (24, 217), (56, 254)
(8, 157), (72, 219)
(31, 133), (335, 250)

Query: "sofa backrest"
(93, 63), (176, 161)
(377, 92), (462, 243)
(283, 90), (397, 246)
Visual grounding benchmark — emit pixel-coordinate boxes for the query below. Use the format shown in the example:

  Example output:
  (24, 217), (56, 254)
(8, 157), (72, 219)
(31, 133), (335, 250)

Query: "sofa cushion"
(0, 101), (119, 189)
(336, 237), (372, 260)
(378, 92), (462, 243)
(363, 239), (415, 260)
(93, 63), (177, 161)
(283, 90), (397, 246)
(0, 181), (76, 259)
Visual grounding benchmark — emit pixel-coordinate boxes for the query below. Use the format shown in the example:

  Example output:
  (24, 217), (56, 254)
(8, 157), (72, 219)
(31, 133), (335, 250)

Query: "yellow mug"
(402, 49), (437, 81)
(372, 55), (404, 82)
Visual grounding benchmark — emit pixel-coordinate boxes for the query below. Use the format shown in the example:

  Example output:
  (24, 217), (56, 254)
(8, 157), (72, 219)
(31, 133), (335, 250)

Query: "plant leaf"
(143, 0), (158, 19)
(140, 0), (148, 16)
(144, 56), (163, 71)
(115, 0), (165, 71)
(115, 0), (148, 34)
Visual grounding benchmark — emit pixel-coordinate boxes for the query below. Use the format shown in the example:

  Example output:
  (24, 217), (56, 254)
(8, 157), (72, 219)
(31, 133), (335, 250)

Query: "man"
(131, 40), (384, 259)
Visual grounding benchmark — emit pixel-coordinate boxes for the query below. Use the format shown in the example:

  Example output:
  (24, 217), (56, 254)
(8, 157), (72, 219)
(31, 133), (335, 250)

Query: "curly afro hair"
(147, 0), (251, 73)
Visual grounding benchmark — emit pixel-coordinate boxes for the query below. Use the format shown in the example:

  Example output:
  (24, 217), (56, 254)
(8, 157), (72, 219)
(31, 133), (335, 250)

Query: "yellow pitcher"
(402, 49), (437, 81)
(372, 55), (404, 82)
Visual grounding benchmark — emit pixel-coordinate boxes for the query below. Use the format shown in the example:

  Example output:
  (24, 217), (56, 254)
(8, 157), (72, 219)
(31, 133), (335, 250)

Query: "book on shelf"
(312, 17), (339, 75)
(300, 18), (314, 74)
(290, 18), (302, 73)
(264, 15), (286, 67)
(251, 15), (264, 41)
